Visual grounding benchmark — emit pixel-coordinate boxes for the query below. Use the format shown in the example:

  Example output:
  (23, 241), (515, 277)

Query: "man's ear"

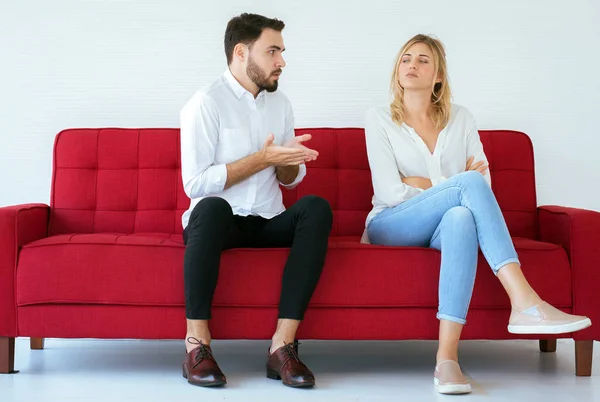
(233, 43), (246, 62)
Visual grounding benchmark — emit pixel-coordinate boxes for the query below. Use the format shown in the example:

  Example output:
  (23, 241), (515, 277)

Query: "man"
(180, 13), (333, 388)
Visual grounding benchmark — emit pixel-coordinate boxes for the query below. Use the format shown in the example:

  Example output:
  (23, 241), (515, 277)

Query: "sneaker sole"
(508, 317), (592, 334)
(434, 377), (472, 394)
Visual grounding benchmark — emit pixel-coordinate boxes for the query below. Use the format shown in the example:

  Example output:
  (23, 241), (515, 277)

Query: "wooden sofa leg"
(30, 338), (45, 350)
(540, 339), (557, 353)
(575, 340), (593, 376)
(0, 337), (17, 374)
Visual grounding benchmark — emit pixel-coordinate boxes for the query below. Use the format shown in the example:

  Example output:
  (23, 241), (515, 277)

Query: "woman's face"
(398, 42), (440, 91)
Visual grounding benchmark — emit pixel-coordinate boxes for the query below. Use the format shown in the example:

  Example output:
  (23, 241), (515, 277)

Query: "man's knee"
(189, 197), (233, 228)
(296, 195), (333, 225)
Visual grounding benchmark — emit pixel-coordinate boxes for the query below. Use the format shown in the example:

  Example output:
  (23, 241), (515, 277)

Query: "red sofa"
(1, 128), (598, 375)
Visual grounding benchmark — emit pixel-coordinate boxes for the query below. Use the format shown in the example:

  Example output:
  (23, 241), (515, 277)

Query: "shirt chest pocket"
(216, 128), (251, 163)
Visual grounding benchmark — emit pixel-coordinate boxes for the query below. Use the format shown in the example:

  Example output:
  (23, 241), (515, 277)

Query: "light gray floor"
(1, 338), (598, 401)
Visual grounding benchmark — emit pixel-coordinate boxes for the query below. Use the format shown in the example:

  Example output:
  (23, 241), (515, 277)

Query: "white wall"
(1, 0), (599, 211)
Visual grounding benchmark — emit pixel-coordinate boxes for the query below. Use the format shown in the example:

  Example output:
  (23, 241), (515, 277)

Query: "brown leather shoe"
(266, 343), (315, 388)
(182, 338), (226, 387)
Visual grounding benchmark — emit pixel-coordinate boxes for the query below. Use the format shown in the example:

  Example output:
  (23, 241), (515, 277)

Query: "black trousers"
(183, 195), (333, 320)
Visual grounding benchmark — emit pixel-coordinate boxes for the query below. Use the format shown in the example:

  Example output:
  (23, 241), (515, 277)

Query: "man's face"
(246, 28), (286, 92)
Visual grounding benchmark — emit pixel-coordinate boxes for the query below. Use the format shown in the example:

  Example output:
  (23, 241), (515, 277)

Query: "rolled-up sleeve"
(180, 95), (228, 199)
(365, 108), (423, 208)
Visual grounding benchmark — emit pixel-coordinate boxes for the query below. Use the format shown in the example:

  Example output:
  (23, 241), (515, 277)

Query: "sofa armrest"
(538, 205), (600, 340)
(0, 204), (49, 337)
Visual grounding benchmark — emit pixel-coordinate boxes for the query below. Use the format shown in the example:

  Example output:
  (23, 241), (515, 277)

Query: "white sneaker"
(508, 302), (592, 334)
(434, 360), (471, 395)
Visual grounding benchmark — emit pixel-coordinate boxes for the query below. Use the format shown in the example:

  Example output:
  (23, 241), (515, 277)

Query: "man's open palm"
(284, 134), (319, 162)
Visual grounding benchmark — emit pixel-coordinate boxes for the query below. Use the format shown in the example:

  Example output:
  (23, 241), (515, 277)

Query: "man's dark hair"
(224, 13), (285, 65)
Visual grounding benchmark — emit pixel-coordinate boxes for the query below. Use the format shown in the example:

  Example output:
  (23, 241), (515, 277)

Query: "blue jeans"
(367, 171), (520, 325)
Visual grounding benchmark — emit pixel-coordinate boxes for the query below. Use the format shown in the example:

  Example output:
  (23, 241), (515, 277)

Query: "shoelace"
(278, 342), (304, 373)
(187, 337), (215, 368)
(282, 342), (301, 363)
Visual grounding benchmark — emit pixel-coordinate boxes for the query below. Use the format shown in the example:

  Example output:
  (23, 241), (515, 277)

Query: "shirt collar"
(223, 68), (266, 100)
(223, 68), (247, 99)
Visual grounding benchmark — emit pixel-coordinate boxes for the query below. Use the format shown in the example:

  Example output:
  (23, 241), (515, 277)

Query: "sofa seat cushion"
(16, 234), (571, 309)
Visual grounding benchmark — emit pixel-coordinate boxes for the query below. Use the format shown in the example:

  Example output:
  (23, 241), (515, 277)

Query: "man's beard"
(247, 57), (281, 93)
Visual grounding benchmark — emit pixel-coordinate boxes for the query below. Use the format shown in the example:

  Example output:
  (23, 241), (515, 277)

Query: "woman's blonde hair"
(390, 34), (452, 130)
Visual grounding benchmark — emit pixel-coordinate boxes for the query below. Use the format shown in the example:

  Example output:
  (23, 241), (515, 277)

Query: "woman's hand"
(466, 156), (488, 175)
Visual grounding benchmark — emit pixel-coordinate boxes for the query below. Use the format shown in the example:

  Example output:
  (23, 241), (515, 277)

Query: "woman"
(364, 34), (591, 395)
